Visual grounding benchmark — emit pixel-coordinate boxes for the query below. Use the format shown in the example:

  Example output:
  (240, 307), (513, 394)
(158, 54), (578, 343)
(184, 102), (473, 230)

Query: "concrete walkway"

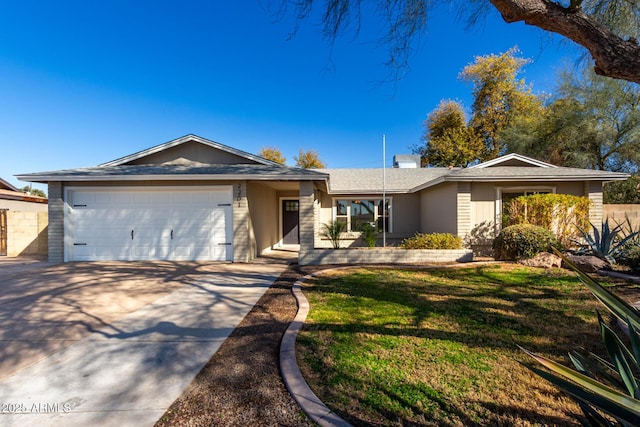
(0, 261), (287, 426)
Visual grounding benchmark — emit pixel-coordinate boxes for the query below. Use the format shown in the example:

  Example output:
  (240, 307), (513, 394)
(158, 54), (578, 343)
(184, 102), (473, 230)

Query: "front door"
(0, 210), (7, 256)
(282, 200), (299, 245)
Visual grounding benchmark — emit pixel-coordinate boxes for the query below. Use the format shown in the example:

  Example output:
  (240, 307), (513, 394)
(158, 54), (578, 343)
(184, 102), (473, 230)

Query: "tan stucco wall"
(247, 182), (278, 256)
(419, 182), (458, 235)
(7, 210), (48, 256)
(469, 181), (588, 238)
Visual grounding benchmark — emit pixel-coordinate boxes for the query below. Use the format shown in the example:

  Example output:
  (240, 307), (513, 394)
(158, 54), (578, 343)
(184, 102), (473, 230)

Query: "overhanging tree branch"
(489, 0), (640, 83)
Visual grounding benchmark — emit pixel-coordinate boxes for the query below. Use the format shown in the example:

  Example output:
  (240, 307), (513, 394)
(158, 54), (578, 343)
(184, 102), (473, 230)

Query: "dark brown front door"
(0, 210), (7, 256)
(282, 200), (299, 245)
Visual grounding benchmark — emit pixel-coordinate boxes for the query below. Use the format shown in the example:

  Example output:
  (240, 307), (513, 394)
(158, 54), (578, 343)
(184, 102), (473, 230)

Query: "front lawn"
(296, 265), (634, 426)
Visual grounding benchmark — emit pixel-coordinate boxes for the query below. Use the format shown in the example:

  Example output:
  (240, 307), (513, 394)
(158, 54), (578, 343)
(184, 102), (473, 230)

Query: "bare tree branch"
(489, 0), (640, 83)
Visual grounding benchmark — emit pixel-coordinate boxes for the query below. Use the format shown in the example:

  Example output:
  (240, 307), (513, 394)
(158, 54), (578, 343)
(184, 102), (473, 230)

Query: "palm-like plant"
(522, 251), (640, 425)
(321, 219), (346, 249)
(575, 219), (640, 264)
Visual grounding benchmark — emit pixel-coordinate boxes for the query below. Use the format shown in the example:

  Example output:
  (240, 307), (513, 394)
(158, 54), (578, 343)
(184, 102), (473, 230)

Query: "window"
(334, 199), (391, 232)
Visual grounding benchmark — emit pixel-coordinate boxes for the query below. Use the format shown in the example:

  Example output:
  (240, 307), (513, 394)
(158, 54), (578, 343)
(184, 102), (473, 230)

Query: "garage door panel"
(66, 187), (233, 262)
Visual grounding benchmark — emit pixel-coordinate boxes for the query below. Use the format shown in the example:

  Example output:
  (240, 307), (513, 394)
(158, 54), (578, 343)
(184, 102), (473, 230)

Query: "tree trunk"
(490, 0), (640, 84)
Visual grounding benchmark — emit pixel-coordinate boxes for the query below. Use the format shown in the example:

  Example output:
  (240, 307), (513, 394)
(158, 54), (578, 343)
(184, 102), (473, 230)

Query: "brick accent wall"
(456, 182), (471, 238)
(233, 182), (251, 262)
(48, 182), (64, 263)
(298, 181), (315, 257)
(586, 181), (603, 226)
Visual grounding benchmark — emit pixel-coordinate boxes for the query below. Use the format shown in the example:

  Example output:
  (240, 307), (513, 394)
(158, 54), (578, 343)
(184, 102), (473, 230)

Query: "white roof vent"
(393, 154), (421, 168)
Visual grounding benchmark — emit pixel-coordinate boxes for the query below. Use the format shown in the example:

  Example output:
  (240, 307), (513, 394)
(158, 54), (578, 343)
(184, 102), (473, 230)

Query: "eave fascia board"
(444, 174), (630, 182)
(15, 174), (329, 183)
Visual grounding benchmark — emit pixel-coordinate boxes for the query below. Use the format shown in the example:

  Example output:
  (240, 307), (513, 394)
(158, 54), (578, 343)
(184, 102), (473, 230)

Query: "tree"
(20, 185), (46, 198)
(294, 149), (326, 168)
(504, 64), (640, 172)
(283, 1), (640, 84)
(604, 175), (640, 203)
(258, 146), (287, 164)
(460, 47), (543, 161)
(413, 100), (483, 167)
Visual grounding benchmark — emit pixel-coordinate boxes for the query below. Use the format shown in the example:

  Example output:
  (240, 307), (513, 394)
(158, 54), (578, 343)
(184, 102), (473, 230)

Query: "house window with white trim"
(334, 199), (391, 232)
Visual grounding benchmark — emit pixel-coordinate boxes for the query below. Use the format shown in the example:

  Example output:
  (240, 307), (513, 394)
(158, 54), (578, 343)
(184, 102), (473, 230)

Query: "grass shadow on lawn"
(297, 264), (614, 426)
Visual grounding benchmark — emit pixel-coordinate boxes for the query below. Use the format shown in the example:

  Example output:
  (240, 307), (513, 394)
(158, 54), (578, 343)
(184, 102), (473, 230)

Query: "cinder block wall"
(6, 211), (48, 256)
(603, 204), (640, 230)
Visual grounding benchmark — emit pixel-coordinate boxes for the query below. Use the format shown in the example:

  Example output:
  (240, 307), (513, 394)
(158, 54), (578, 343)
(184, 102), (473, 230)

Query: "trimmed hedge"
(401, 233), (463, 250)
(493, 224), (561, 260)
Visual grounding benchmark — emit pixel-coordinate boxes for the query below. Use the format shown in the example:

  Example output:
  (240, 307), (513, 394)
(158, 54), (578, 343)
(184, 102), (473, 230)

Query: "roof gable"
(0, 177), (19, 192)
(100, 134), (279, 167)
(470, 153), (557, 169)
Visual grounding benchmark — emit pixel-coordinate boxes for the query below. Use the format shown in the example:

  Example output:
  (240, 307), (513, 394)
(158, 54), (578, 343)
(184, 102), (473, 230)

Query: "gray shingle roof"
(321, 165), (628, 194)
(17, 164), (328, 183)
(446, 166), (629, 181)
(317, 168), (451, 193)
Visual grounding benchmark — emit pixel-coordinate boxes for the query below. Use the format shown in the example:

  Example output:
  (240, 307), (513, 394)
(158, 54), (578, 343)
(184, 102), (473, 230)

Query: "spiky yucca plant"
(522, 251), (640, 426)
(575, 219), (640, 264)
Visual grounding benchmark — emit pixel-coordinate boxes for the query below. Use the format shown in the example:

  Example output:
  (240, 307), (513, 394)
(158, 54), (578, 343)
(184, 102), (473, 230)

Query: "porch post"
(586, 181), (603, 226)
(48, 181), (64, 263)
(298, 181), (315, 261)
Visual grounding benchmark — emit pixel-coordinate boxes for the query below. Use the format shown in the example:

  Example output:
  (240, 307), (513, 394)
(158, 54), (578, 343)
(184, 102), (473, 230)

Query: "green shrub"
(361, 223), (378, 248)
(400, 233), (462, 249)
(492, 224), (561, 260)
(619, 242), (640, 272)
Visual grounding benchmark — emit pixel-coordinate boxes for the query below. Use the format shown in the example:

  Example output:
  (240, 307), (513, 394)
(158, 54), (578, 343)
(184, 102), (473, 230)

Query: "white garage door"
(65, 186), (234, 261)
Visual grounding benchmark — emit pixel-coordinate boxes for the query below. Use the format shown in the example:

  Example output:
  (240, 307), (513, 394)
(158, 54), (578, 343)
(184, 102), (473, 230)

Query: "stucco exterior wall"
(247, 182), (278, 256)
(419, 182), (457, 235)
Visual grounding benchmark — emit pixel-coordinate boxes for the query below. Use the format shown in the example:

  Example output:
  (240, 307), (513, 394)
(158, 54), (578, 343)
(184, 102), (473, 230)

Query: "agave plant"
(575, 219), (640, 264)
(321, 219), (346, 249)
(521, 250), (640, 426)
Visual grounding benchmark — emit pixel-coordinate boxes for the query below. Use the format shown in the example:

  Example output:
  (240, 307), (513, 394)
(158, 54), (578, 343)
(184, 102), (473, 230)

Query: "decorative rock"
(519, 252), (562, 268)
(563, 254), (610, 273)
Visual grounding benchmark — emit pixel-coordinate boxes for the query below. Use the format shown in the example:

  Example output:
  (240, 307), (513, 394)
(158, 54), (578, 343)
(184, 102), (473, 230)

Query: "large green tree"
(416, 48), (542, 165)
(460, 47), (543, 160)
(505, 64), (640, 172)
(283, 1), (640, 83)
(414, 100), (483, 167)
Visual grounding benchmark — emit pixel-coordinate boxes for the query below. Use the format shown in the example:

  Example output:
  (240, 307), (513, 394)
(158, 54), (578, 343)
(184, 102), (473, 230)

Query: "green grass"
(296, 265), (632, 426)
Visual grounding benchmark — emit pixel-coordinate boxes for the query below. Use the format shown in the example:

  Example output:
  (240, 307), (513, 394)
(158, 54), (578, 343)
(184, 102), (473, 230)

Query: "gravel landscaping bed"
(155, 264), (316, 427)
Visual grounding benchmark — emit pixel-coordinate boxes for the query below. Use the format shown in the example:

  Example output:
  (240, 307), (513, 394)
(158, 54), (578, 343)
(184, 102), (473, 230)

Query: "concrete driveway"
(0, 258), (288, 426)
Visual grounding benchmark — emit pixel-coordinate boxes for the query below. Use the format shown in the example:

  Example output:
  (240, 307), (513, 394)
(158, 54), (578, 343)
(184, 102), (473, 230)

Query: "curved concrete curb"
(280, 272), (352, 427)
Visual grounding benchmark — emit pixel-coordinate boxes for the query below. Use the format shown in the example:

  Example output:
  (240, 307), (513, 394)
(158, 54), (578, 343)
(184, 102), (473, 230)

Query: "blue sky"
(1, 1), (576, 191)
